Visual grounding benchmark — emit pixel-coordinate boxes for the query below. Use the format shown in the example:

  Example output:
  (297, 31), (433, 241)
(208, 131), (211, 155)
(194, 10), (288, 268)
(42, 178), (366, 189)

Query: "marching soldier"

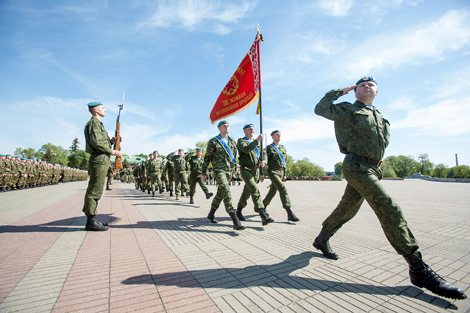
(262, 130), (299, 222)
(236, 124), (274, 226)
(202, 120), (245, 230)
(187, 148), (213, 204)
(313, 76), (466, 300)
(167, 149), (189, 200)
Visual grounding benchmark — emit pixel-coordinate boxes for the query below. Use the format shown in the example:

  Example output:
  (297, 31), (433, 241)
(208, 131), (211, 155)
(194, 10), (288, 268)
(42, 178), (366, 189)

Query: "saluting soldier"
(236, 124), (274, 226)
(313, 76), (466, 300)
(202, 120), (244, 230)
(83, 101), (122, 231)
(187, 148), (213, 204)
(262, 130), (299, 222)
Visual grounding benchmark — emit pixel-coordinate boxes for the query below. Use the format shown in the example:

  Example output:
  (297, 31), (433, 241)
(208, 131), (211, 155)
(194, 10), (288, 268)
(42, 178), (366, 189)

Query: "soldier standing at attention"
(83, 101), (122, 231)
(262, 130), (299, 222)
(313, 76), (466, 300)
(187, 148), (213, 204)
(236, 124), (274, 226)
(168, 149), (189, 200)
(202, 120), (244, 230)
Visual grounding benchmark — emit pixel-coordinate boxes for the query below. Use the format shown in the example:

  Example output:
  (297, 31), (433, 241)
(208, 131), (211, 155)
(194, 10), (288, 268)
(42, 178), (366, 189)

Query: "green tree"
(285, 155), (294, 176)
(38, 143), (69, 165)
(385, 155), (418, 178)
(69, 138), (80, 153)
(450, 165), (470, 178)
(334, 162), (343, 177)
(68, 150), (90, 170)
(291, 158), (325, 177)
(14, 147), (39, 159)
(417, 153), (434, 176)
(381, 160), (397, 177)
(432, 164), (448, 178)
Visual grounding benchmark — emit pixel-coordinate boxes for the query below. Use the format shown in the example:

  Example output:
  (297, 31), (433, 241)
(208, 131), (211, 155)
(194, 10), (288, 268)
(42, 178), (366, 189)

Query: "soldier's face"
(94, 105), (106, 118)
(178, 150), (184, 157)
(355, 81), (378, 99)
(272, 133), (281, 142)
(196, 150), (202, 157)
(218, 124), (229, 134)
(243, 126), (255, 138)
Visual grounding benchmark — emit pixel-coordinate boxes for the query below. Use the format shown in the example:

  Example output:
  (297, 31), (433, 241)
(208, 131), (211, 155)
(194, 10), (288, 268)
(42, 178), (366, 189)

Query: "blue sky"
(1, 0), (469, 171)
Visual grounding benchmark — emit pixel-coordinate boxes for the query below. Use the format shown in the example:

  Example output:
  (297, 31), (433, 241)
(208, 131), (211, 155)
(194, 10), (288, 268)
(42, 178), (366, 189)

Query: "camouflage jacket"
(84, 116), (113, 155)
(266, 143), (287, 172)
(315, 89), (390, 161)
(203, 134), (237, 174)
(237, 137), (262, 167)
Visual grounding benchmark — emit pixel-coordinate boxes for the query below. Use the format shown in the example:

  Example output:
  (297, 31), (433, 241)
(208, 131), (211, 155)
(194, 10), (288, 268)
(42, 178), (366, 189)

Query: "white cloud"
(392, 97), (470, 136)
(264, 114), (334, 142)
(346, 10), (470, 75)
(142, 0), (258, 33)
(317, 0), (355, 17)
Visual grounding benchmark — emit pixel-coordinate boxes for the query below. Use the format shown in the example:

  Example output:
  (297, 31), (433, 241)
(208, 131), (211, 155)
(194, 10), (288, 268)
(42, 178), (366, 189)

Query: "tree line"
(14, 140), (468, 179)
(334, 153), (470, 179)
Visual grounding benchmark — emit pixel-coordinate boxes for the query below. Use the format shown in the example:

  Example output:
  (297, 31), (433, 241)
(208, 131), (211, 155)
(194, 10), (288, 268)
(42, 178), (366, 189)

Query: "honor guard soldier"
(313, 76), (466, 300)
(262, 130), (299, 222)
(187, 148), (213, 204)
(83, 101), (122, 231)
(236, 123), (274, 226)
(202, 120), (245, 230)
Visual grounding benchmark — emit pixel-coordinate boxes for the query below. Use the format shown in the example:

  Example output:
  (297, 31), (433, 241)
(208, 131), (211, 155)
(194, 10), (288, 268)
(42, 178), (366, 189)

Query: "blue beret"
(6, 154), (11, 157)
(354, 76), (377, 91)
(87, 101), (103, 107)
(195, 148), (202, 151)
(243, 123), (254, 129)
(271, 130), (280, 136)
(0, 154), (4, 157)
(217, 120), (229, 127)
(153, 150), (158, 154)
(178, 148), (184, 152)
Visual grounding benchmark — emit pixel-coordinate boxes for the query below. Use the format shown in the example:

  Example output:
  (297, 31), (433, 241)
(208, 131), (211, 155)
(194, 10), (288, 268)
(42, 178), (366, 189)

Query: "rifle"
(114, 91), (125, 170)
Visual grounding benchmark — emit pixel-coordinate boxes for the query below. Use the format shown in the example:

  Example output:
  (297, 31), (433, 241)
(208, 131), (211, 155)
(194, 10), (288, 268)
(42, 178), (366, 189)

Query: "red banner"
(210, 37), (261, 124)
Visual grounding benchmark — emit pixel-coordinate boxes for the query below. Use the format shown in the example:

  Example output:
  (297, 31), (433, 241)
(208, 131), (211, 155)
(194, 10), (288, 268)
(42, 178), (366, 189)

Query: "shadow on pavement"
(122, 251), (456, 310)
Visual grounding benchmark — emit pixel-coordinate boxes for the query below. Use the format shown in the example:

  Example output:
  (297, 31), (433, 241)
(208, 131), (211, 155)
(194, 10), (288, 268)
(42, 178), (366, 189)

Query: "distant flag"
(210, 29), (263, 124)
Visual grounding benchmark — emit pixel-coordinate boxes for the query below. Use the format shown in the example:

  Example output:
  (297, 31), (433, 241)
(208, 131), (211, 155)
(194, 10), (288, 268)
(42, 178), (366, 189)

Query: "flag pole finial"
(256, 24), (263, 41)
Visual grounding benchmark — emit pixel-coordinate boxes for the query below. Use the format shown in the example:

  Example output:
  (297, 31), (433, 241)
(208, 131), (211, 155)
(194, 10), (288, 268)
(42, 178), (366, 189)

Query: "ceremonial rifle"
(114, 91), (125, 170)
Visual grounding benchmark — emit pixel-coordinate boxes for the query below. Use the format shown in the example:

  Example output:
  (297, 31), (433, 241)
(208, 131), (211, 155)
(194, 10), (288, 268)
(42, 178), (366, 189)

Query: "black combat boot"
(286, 208), (300, 222)
(313, 228), (339, 260)
(85, 216), (109, 231)
(159, 187), (163, 194)
(207, 209), (218, 223)
(106, 186), (111, 190)
(258, 208), (274, 226)
(404, 252), (467, 300)
(229, 212), (246, 230)
(152, 191), (155, 197)
(148, 189), (151, 194)
(236, 207), (246, 221)
(205, 191), (214, 199)
(170, 190), (173, 196)
(190, 197), (194, 204)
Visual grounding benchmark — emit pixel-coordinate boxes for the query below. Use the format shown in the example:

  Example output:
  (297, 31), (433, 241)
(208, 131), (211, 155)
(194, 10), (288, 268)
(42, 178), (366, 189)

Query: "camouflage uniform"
(315, 88), (418, 256)
(165, 159), (175, 195)
(82, 116), (112, 217)
(187, 152), (210, 198)
(237, 137), (264, 212)
(106, 164), (113, 189)
(263, 143), (292, 209)
(203, 135), (237, 213)
(167, 151), (189, 198)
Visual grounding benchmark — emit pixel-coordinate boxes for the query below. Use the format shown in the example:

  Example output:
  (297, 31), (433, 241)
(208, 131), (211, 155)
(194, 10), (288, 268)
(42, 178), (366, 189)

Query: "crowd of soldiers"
(0, 154), (88, 192)
(125, 149), (219, 204)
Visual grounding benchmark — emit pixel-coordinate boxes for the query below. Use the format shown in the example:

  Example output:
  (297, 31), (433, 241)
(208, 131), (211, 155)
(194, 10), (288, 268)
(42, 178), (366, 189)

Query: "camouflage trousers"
(263, 168), (291, 209)
(167, 173), (174, 192)
(149, 172), (162, 192)
(106, 173), (112, 187)
(83, 154), (110, 217)
(237, 166), (264, 212)
(189, 172), (208, 197)
(174, 171), (188, 195)
(211, 170), (235, 213)
(322, 157), (419, 256)
(161, 174), (169, 191)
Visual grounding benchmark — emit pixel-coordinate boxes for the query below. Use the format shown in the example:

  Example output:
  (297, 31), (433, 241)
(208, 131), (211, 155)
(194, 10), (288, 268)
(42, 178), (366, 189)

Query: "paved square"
(0, 178), (468, 312)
